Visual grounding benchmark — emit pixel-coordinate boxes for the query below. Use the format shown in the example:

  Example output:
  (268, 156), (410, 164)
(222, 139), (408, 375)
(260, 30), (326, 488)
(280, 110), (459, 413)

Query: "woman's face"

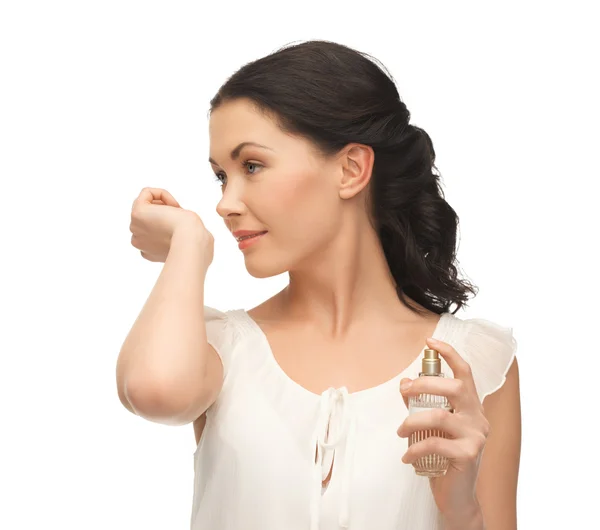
(208, 98), (345, 279)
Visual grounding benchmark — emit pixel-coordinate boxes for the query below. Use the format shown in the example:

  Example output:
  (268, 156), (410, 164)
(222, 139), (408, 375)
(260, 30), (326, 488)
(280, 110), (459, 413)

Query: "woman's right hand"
(129, 187), (214, 263)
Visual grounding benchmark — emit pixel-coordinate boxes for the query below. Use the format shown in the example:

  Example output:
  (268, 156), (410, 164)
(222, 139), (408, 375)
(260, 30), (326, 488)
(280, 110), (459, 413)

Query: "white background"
(1, 1), (598, 528)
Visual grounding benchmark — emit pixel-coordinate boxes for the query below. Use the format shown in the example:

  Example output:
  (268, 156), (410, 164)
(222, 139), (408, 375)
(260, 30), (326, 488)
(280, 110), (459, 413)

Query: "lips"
(238, 232), (266, 241)
(237, 230), (267, 250)
(233, 230), (268, 241)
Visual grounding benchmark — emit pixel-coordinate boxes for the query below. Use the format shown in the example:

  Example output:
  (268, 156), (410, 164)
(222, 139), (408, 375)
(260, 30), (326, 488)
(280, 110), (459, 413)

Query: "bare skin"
(193, 97), (519, 527)
(194, 97), (443, 448)
(193, 290), (442, 447)
(245, 289), (442, 396)
(119, 96), (518, 526)
(194, 290), (441, 490)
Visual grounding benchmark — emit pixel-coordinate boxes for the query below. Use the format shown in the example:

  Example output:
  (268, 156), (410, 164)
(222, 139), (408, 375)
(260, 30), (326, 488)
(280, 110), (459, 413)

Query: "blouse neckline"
(232, 308), (452, 402)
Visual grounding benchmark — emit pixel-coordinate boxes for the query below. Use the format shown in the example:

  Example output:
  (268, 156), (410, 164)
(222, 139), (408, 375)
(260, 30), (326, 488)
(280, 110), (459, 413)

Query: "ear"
(338, 143), (374, 200)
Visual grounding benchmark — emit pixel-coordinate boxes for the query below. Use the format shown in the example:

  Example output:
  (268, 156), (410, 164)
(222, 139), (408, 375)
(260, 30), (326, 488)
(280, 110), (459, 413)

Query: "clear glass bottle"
(408, 347), (453, 477)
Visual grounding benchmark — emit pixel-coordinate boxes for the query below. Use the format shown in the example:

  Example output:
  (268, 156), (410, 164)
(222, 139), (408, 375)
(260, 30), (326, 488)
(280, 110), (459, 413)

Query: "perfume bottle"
(408, 347), (453, 477)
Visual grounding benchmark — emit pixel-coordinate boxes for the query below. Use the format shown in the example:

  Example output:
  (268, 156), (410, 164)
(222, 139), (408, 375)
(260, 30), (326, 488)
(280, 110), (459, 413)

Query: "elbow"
(124, 374), (202, 427)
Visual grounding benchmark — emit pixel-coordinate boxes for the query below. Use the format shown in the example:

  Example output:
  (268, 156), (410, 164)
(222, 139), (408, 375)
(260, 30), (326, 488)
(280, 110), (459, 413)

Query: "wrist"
(170, 218), (214, 263)
(172, 214), (208, 242)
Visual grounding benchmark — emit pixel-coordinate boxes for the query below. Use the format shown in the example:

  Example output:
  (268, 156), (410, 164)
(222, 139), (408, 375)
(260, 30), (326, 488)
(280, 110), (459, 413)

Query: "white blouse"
(190, 306), (517, 530)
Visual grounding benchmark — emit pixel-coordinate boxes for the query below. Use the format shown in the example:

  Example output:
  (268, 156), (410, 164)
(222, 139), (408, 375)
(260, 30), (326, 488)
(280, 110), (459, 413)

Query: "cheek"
(243, 169), (339, 278)
(269, 170), (339, 241)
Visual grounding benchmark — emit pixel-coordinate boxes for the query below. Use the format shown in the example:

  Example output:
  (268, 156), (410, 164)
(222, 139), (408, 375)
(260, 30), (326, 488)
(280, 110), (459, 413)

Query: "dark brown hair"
(209, 40), (478, 316)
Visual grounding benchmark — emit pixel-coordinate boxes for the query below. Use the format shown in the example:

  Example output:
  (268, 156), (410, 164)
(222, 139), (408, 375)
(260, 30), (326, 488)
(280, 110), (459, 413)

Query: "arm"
(116, 224), (223, 426)
(476, 356), (522, 529)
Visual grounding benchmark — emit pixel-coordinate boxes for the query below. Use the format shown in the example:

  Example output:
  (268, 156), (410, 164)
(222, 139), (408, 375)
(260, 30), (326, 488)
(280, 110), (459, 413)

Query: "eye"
(213, 160), (263, 186)
(243, 161), (263, 174)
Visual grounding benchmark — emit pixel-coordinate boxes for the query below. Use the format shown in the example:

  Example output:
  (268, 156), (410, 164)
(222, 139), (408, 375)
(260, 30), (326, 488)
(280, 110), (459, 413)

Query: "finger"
(399, 378), (411, 409)
(140, 251), (161, 262)
(400, 376), (469, 411)
(401, 436), (483, 464)
(134, 187), (158, 206)
(134, 187), (181, 208)
(425, 338), (477, 392)
(397, 408), (468, 440)
(155, 189), (180, 207)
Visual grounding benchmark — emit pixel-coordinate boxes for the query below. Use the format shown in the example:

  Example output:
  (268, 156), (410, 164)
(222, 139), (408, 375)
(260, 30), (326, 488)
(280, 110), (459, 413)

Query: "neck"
(279, 219), (428, 340)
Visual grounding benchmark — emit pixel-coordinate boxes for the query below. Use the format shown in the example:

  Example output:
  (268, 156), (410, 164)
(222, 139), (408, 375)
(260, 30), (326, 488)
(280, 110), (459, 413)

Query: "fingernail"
(400, 380), (412, 392)
(427, 337), (439, 344)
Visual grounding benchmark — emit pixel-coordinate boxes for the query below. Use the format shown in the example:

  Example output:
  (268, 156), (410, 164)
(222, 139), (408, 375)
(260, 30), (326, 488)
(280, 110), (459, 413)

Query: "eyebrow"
(209, 142), (273, 166)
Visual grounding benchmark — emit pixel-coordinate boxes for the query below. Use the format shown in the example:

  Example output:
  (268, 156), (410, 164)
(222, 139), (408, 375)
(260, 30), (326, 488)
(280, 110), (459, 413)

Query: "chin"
(243, 256), (289, 279)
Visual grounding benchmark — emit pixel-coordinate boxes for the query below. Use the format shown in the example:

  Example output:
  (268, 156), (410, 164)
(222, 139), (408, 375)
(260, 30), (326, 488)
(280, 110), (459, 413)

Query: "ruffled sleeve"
(460, 317), (518, 402)
(203, 305), (237, 381)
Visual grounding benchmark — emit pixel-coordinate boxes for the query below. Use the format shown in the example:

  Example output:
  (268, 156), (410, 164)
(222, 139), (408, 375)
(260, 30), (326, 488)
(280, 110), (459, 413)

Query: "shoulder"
(203, 305), (233, 339)
(203, 305), (240, 375)
(245, 291), (287, 323)
(448, 313), (518, 403)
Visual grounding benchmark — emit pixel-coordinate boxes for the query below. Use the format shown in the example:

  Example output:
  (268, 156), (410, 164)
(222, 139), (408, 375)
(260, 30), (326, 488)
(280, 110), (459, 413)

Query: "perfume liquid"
(408, 348), (453, 477)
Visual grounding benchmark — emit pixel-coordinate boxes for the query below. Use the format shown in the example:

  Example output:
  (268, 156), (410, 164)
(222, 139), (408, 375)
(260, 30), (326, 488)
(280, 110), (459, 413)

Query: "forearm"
(117, 226), (212, 399)
(443, 502), (485, 530)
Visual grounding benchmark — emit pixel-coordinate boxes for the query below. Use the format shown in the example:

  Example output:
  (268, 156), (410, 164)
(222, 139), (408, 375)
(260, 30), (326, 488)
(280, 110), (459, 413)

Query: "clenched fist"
(129, 187), (214, 263)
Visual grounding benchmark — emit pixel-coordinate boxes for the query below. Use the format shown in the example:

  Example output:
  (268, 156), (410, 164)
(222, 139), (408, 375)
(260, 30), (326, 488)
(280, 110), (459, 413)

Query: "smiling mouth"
(237, 231), (268, 242)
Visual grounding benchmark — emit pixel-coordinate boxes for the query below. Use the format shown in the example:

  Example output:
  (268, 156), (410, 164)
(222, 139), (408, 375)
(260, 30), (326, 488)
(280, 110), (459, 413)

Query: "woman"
(117, 40), (520, 530)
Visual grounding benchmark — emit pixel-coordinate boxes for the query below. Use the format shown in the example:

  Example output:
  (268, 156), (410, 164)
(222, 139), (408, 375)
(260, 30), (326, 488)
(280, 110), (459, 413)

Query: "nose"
(215, 179), (247, 220)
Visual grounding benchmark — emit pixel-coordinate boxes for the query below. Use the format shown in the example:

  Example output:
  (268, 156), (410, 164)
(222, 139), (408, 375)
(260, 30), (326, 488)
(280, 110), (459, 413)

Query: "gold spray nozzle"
(421, 348), (441, 375)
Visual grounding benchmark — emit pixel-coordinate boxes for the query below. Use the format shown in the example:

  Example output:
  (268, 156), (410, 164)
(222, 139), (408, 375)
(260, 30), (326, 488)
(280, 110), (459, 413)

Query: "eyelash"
(213, 160), (262, 184)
